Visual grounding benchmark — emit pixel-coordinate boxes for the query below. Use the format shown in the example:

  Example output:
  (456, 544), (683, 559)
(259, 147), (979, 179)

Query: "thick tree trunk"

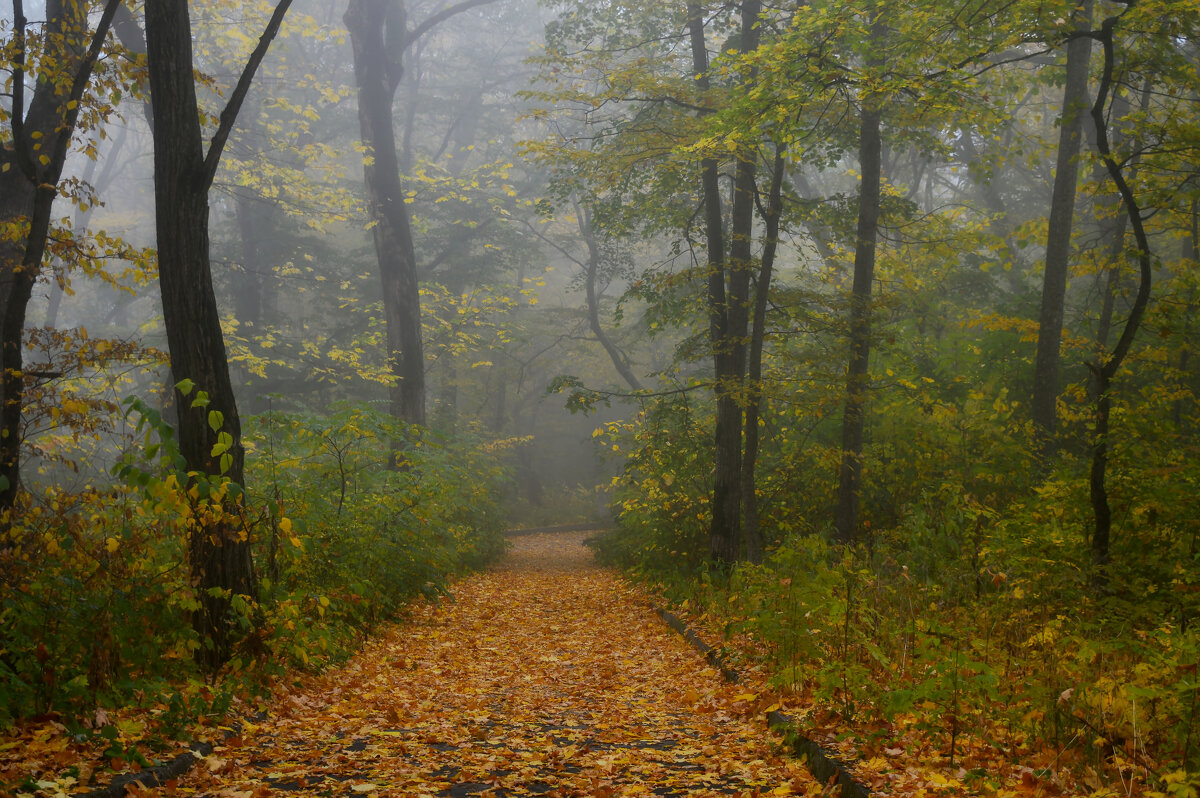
(146, 5), (246, 483)
(345, 0), (426, 429)
(0, 183), (46, 507)
(145, 0), (293, 670)
(834, 101), (883, 545)
(1032, 0), (1094, 460)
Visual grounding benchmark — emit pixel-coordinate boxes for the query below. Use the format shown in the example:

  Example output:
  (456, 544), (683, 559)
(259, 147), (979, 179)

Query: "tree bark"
(1032, 0), (1094, 461)
(1176, 200), (1198, 432)
(741, 145), (786, 564)
(144, 0), (293, 670)
(834, 97), (883, 545)
(345, 0), (426, 429)
(722, 0), (762, 563)
(1086, 10), (1153, 572)
(344, 0), (497, 430)
(687, 2), (742, 564)
(0, 0), (121, 510)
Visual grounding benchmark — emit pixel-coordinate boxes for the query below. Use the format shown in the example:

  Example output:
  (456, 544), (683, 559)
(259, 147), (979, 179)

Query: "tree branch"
(201, 0), (295, 190)
(403, 0), (499, 50)
(1089, 9), (1150, 380)
(45, 0), (124, 184)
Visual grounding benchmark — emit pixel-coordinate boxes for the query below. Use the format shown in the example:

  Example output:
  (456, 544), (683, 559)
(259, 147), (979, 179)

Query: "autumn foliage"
(594, 392), (1200, 794)
(0, 398), (509, 759)
(3, 0), (1200, 796)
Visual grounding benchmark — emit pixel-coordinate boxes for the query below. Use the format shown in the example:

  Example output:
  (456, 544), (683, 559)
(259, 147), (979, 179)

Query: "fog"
(4, 0), (1197, 536)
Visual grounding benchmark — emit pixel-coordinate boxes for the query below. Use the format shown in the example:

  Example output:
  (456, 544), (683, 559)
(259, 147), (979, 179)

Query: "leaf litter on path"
(168, 532), (816, 797)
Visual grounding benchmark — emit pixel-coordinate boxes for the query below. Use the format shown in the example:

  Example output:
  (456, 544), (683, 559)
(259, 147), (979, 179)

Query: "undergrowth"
(0, 398), (511, 762)
(591, 398), (1200, 797)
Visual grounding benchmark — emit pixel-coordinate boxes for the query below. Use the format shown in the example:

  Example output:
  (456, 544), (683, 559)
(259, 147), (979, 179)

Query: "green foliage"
(243, 403), (511, 670)
(598, 273), (1200, 780)
(0, 485), (196, 727)
(606, 465), (1200, 780)
(590, 398), (713, 574)
(0, 397), (511, 733)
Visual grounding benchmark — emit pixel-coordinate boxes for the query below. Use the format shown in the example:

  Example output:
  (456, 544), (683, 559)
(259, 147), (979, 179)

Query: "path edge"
(73, 742), (212, 798)
(72, 712), (266, 798)
(652, 602), (871, 798)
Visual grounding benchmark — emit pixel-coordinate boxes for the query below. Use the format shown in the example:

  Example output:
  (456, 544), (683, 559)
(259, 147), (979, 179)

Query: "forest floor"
(94, 531), (817, 797)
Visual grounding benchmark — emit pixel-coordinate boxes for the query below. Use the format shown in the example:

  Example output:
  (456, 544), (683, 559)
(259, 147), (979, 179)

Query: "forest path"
(177, 531), (813, 797)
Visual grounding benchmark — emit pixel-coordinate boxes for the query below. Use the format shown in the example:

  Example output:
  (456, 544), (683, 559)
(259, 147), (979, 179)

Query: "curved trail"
(178, 532), (812, 796)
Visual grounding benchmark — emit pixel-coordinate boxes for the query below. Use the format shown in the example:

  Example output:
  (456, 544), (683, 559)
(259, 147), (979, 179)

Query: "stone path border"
(651, 603), (871, 798)
(76, 740), (214, 797)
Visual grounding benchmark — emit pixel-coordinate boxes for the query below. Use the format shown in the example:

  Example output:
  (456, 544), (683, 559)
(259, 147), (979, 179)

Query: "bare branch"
(404, 0), (499, 50)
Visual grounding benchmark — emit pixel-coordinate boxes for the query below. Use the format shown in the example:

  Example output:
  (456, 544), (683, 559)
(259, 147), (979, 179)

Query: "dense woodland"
(2, 0), (1199, 794)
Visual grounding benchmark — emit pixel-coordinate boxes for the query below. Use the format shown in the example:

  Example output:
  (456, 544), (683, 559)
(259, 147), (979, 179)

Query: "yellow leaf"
(105, 537), (119, 553)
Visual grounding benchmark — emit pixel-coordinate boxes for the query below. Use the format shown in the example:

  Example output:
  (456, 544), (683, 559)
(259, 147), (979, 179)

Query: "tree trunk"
(720, 0), (762, 563)
(144, 0), (293, 670)
(0, 0), (121, 509)
(834, 97), (883, 545)
(1032, 0), (1094, 461)
(1087, 11), (1153, 572)
(345, 0), (427, 429)
(741, 145), (786, 564)
(573, 198), (643, 392)
(687, 2), (742, 564)
(1176, 200), (1198, 433)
